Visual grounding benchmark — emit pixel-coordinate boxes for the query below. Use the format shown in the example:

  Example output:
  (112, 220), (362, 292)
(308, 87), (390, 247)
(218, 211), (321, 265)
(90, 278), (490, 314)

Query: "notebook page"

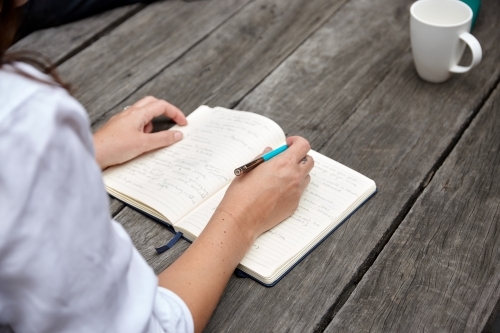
(175, 150), (375, 278)
(240, 151), (375, 277)
(103, 106), (285, 224)
(175, 185), (228, 240)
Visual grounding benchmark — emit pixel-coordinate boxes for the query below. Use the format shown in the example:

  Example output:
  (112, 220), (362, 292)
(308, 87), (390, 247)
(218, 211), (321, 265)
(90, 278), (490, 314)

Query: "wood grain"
(109, 196), (125, 217)
(55, 0), (252, 126)
(94, 0), (350, 129)
(237, 0), (410, 143)
(10, 5), (142, 65)
(326, 78), (500, 333)
(202, 0), (500, 332)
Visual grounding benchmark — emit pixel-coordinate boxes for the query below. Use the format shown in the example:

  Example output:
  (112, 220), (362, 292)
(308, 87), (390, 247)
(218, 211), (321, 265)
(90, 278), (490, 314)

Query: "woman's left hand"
(93, 96), (187, 170)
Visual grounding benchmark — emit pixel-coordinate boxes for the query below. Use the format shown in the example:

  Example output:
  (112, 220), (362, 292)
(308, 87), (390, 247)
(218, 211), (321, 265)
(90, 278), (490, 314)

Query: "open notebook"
(103, 106), (376, 286)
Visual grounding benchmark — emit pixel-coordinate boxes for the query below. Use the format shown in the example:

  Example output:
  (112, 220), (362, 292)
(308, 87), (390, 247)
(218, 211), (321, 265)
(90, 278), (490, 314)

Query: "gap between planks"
(313, 45), (412, 156)
(90, 0), (258, 128)
(229, 0), (352, 110)
(53, 5), (147, 67)
(91, 0), (350, 128)
(311, 72), (500, 333)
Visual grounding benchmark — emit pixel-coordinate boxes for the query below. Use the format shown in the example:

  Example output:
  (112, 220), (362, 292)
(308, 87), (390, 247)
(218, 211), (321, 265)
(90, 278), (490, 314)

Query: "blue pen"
(234, 144), (288, 176)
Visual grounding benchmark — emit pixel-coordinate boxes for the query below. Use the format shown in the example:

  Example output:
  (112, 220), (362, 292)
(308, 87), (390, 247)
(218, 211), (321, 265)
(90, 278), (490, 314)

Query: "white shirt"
(0, 63), (194, 333)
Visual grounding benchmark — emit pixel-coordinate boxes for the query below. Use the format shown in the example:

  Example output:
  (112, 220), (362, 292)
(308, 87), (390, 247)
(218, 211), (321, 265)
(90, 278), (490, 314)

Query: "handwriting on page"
(105, 108), (285, 223)
(240, 155), (373, 275)
(177, 154), (373, 276)
(176, 187), (227, 236)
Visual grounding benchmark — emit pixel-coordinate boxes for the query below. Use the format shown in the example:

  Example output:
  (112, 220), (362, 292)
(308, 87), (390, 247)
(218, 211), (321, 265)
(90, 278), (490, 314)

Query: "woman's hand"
(158, 136), (313, 333)
(93, 96), (187, 170)
(217, 136), (314, 245)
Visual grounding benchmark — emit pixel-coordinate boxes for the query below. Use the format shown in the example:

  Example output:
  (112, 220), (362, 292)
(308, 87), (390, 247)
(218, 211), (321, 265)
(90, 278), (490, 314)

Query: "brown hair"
(0, 0), (71, 91)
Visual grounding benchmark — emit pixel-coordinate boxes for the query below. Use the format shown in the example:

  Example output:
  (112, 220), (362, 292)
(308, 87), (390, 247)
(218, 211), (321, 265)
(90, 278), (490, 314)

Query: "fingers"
(285, 136), (311, 163)
(144, 122), (154, 133)
(139, 100), (188, 126)
(298, 154), (314, 175)
(142, 130), (184, 152)
(124, 97), (187, 154)
(283, 137), (314, 182)
(127, 97), (188, 126)
(132, 96), (158, 108)
(300, 174), (312, 192)
(254, 147), (273, 159)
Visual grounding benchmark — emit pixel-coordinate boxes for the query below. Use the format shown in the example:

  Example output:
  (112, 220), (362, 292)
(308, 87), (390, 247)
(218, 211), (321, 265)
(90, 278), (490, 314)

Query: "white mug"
(410, 0), (482, 83)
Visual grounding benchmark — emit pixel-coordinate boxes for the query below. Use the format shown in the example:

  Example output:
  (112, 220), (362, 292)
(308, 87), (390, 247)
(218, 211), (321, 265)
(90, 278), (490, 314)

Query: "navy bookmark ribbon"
(156, 231), (183, 253)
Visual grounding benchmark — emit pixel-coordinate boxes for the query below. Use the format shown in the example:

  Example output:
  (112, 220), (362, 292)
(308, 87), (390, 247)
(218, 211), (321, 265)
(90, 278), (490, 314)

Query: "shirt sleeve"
(148, 287), (195, 333)
(0, 65), (193, 333)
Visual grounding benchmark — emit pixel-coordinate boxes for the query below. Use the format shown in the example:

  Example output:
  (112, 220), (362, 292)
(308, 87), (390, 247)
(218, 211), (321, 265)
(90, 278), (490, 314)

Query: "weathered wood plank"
(326, 80), (500, 333)
(10, 4), (142, 65)
(201, 0), (500, 332)
(92, 0), (350, 129)
(237, 0), (410, 143)
(109, 196), (125, 217)
(55, 0), (252, 126)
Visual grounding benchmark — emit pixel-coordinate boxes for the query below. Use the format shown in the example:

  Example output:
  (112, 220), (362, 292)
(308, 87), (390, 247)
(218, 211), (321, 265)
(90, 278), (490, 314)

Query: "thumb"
(255, 146), (272, 159)
(142, 130), (183, 151)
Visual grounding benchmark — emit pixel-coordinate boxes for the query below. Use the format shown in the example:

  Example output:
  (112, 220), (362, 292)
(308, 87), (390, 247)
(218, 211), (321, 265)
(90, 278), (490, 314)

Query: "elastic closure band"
(156, 231), (183, 253)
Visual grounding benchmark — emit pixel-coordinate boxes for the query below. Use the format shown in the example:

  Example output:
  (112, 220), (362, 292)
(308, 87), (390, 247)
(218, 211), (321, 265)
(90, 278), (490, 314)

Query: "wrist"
(93, 133), (114, 170)
(211, 208), (256, 250)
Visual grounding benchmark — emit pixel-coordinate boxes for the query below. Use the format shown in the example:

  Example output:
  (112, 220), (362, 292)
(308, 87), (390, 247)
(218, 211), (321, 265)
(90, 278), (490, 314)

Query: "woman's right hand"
(216, 136), (314, 246)
(159, 136), (313, 333)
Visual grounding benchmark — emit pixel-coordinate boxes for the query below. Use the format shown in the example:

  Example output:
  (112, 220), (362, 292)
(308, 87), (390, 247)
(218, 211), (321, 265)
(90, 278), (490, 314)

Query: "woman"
(0, 1), (314, 332)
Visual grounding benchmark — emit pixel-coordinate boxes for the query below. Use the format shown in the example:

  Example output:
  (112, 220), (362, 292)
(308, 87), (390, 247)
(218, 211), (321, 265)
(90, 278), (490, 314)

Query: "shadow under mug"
(410, 0), (482, 83)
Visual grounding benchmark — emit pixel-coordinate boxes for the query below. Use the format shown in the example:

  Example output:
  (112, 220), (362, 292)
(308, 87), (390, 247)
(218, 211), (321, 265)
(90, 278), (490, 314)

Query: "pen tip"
(234, 169), (242, 176)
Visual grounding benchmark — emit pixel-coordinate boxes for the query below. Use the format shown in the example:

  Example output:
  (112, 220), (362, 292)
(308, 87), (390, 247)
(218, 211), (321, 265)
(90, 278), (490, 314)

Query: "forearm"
(158, 209), (254, 333)
(157, 136), (313, 332)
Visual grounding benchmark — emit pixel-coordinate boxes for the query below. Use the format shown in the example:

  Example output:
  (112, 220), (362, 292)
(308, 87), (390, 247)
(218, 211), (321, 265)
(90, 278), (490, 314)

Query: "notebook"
(103, 105), (376, 286)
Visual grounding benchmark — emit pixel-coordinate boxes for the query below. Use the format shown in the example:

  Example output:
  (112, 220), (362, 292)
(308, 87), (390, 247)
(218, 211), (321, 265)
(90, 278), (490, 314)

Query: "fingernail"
(174, 131), (183, 142)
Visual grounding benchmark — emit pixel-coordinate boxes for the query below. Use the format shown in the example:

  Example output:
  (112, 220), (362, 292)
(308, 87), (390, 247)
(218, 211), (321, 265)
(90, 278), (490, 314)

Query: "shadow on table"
(493, 317), (500, 333)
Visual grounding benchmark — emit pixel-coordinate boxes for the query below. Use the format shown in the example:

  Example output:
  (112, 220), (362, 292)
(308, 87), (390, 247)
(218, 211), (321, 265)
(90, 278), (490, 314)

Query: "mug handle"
(450, 32), (482, 74)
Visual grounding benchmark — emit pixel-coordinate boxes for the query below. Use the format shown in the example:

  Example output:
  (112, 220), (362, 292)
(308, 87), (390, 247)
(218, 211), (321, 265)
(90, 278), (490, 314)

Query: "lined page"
(176, 150), (375, 278)
(241, 151), (375, 277)
(175, 185), (228, 240)
(103, 106), (285, 224)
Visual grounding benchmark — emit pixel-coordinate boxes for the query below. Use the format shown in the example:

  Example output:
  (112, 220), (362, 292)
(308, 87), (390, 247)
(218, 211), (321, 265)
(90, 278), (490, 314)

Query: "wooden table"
(10, 0), (500, 332)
